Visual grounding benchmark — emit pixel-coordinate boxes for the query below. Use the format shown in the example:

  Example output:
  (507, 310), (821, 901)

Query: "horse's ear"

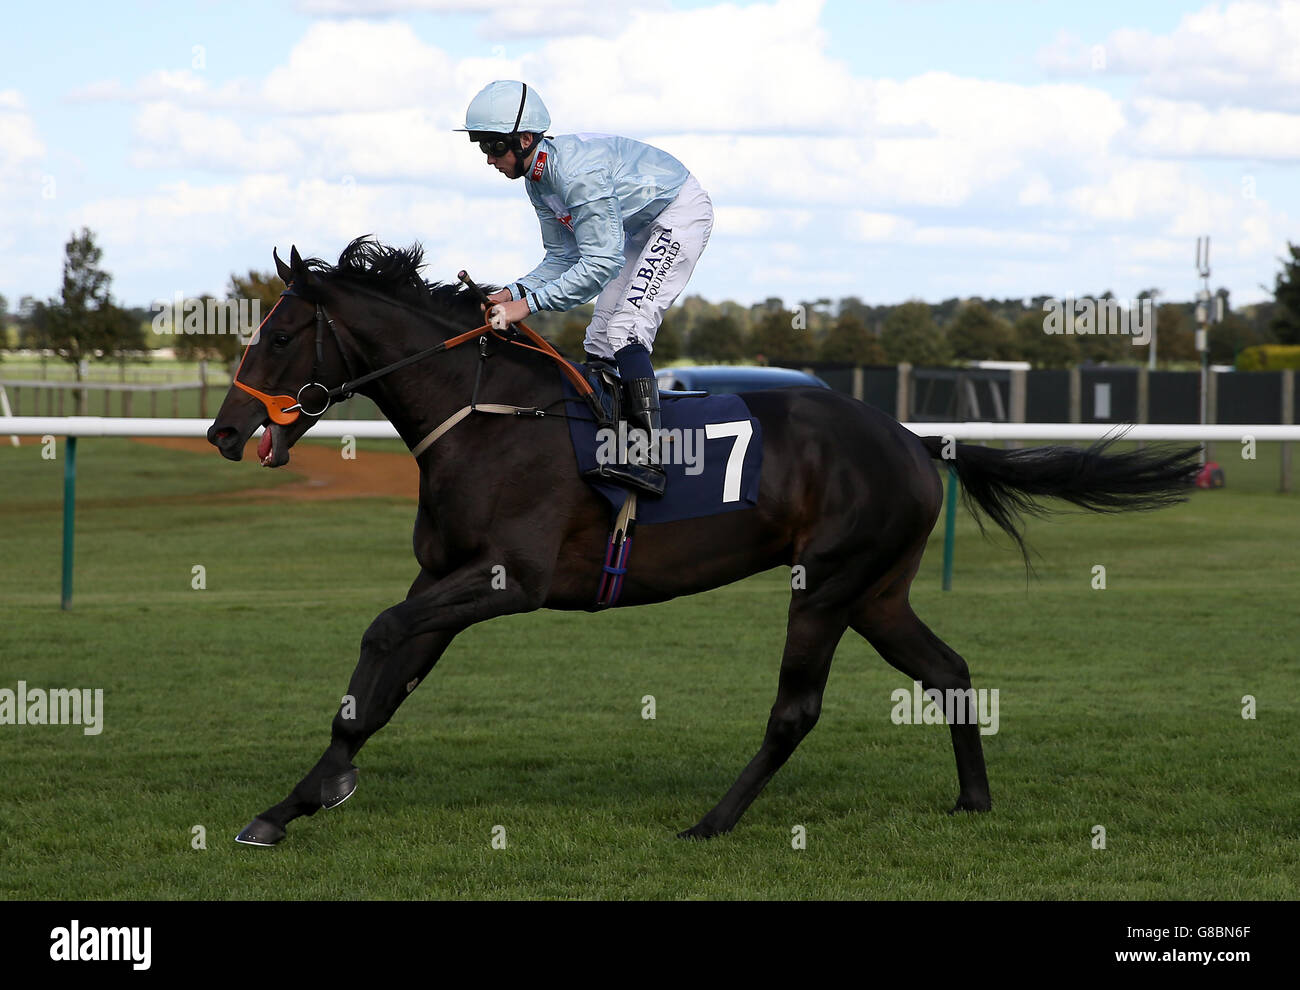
(273, 247), (293, 284)
(288, 245), (311, 286)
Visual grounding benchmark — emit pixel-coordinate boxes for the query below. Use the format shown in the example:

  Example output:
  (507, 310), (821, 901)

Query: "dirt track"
(133, 436), (419, 501)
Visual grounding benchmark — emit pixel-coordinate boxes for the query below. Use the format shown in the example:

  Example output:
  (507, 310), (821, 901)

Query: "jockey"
(458, 79), (714, 498)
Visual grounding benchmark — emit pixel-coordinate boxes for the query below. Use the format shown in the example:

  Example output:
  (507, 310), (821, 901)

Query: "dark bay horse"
(207, 237), (1199, 846)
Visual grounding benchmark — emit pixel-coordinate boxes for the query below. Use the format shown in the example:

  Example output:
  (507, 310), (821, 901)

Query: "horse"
(207, 237), (1200, 846)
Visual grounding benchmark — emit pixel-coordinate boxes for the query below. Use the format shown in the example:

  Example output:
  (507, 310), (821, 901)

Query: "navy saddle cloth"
(561, 367), (763, 525)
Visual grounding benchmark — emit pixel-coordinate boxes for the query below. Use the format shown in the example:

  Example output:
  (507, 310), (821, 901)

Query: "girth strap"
(409, 403), (540, 458)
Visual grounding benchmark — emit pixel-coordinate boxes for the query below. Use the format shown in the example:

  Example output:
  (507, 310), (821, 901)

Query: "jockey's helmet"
(457, 80), (550, 155)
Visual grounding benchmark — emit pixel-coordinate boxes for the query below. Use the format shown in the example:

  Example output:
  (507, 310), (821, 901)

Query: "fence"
(0, 379), (210, 419)
(5, 416), (1298, 609)
(794, 363), (1299, 430)
(796, 363), (1296, 487)
(0, 377), (386, 422)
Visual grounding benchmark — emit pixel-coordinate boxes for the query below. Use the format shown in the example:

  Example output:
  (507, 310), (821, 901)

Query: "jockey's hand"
(485, 298), (530, 330)
(485, 289), (513, 305)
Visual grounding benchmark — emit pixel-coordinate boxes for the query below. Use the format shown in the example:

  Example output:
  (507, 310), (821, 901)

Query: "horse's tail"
(919, 434), (1201, 564)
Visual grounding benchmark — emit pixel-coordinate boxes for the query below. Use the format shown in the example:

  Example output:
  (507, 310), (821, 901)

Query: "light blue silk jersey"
(506, 133), (690, 312)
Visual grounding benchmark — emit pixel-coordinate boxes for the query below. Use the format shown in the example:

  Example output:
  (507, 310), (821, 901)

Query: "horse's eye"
(272, 333), (291, 348)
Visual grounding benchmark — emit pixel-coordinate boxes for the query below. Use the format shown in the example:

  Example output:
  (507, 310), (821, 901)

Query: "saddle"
(578, 356), (707, 430)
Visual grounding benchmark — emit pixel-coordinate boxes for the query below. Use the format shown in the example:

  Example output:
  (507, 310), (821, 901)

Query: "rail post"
(61, 436), (77, 609)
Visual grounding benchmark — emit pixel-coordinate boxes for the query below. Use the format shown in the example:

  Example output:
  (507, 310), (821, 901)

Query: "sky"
(1, 0), (1297, 311)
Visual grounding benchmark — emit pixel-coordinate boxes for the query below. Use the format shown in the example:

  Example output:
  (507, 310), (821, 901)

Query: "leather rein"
(232, 273), (602, 453)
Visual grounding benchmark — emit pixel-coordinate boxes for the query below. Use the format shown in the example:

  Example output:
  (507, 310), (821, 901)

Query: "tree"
(40, 228), (144, 411)
(522, 301), (590, 350)
(881, 301), (949, 365)
(837, 296), (871, 323)
(795, 299), (833, 339)
(169, 269), (288, 369)
(1209, 311), (1263, 365)
(172, 294), (245, 365)
(1270, 241), (1300, 344)
(688, 314), (745, 363)
(819, 313), (885, 364)
(556, 318), (587, 358)
(229, 270), (284, 325)
(654, 312), (682, 363)
(750, 308), (814, 364)
(1085, 290), (1136, 364)
(1148, 303), (1197, 364)
(1011, 310), (1080, 367)
(946, 302), (1014, 361)
(0, 293), (8, 351)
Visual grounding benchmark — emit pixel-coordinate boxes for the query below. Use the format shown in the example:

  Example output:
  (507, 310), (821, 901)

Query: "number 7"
(704, 420), (753, 503)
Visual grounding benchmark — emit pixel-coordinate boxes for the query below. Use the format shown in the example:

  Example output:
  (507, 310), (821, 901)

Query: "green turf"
(0, 436), (1296, 900)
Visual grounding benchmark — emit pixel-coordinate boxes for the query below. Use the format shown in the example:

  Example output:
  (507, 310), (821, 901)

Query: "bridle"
(231, 274), (601, 434)
(233, 286), (358, 424)
(233, 284), (479, 425)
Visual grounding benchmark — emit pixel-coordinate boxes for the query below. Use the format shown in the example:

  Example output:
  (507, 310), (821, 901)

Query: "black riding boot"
(583, 376), (667, 498)
(622, 376), (667, 497)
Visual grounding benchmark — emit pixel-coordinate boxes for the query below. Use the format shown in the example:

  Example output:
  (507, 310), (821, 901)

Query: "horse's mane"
(301, 235), (483, 314)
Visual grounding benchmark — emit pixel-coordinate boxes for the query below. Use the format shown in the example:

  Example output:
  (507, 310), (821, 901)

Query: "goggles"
(478, 137), (513, 157)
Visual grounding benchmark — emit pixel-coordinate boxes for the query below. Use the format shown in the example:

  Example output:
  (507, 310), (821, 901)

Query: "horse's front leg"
(236, 560), (545, 846)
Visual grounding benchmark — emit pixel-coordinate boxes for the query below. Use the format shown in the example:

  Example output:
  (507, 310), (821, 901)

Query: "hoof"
(949, 795), (992, 814)
(235, 817), (286, 846)
(321, 767), (358, 810)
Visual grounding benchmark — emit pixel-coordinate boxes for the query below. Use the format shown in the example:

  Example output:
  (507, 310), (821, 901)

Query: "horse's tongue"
(257, 427), (272, 463)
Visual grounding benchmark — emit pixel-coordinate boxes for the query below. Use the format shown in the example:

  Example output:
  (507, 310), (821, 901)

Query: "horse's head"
(206, 245), (346, 467)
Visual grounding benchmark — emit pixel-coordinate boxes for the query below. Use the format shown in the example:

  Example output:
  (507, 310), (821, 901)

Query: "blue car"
(656, 365), (831, 394)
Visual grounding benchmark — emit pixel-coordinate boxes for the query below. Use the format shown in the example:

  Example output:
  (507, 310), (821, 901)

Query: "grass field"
(0, 435), (1296, 900)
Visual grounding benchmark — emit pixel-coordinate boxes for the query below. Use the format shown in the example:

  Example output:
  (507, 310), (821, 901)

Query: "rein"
(232, 274), (602, 449)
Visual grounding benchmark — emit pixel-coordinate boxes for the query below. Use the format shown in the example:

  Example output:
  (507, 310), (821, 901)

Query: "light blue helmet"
(459, 80), (550, 136)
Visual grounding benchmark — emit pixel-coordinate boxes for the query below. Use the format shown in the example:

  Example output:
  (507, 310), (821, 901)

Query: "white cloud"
(1018, 174), (1054, 206)
(69, 172), (551, 297)
(12, 1), (1296, 307)
(848, 211), (911, 242)
(69, 70), (255, 108)
(0, 88), (54, 291)
(130, 103), (303, 172)
(0, 89), (46, 180)
(1129, 97), (1300, 160)
(259, 20), (457, 114)
(1120, 236), (1192, 262)
(846, 212), (1069, 253)
(1038, 1), (1300, 111)
(910, 226), (1070, 253)
(1064, 160), (1242, 233)
(712, 206), (814, 236)
(295, 0), (640, 39)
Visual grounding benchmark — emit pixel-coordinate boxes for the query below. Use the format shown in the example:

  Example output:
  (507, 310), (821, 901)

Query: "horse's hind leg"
(235, 622), (460, 846)
(852, 589), (991, 814)
(678, 602), (849, 840)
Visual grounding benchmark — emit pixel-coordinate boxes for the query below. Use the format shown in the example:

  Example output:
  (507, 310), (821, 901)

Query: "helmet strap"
(509, 83), (527, 155)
